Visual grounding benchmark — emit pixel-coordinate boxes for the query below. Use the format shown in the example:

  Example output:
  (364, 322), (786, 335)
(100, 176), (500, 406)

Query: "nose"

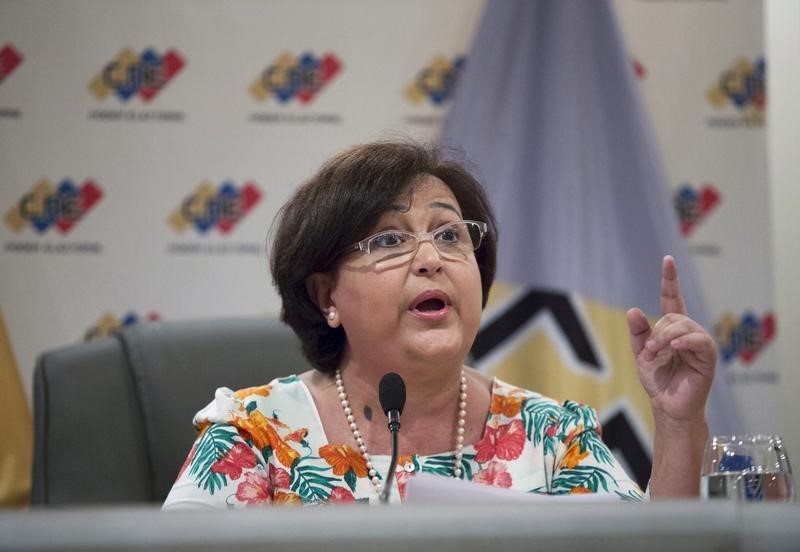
(411, 239), (443, 275)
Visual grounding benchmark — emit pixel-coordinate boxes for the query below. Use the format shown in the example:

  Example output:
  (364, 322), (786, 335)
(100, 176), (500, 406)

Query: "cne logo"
(0, 43), (23, 83)
(250, 52), (341, 104)
(169, 180), (262, 235)
(89, 48), (185, 102)
(85, 311), (160, 341)
(707, 57), (765, 113)
(715, 311), (776, 365)
(405, 55), (465, 105)
(4, 179), (103, 234)
(674, 183), (721, 236)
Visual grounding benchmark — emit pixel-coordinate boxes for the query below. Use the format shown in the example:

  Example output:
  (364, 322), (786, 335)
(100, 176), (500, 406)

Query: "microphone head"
(378, 372), (406, 416)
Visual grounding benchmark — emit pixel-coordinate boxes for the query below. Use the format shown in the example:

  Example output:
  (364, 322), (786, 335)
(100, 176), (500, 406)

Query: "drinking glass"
(700, 434), (795, 502)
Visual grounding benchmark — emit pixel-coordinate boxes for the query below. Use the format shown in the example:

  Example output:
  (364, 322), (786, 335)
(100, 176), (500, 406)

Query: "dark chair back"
(31, 318), (309, 505)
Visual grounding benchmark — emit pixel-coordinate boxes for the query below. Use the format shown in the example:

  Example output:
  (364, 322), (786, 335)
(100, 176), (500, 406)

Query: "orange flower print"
(328, 487), (356, 503)
(235, 471), (272, 506)
(473, 461), (512, 488)
(559, 441), (590, 470)
(319, 444), (368, 477)
(269, 464), (291, 491)
(234, 410), (273, 449)
(265, 415), (289, 430)
(570, 486), (593, 494)
(211, 442), (257, 480)
(273, 491), (301, 506)
(234, 410), (300, 468)
(284, 428), (309, 444)
(269, 429), (301, 468)
(474, 419), (526, 463)
(234, 385), (272, 400)
(490, 394), (523, 418)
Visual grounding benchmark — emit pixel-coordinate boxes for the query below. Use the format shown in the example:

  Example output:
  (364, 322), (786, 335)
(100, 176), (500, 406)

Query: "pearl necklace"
(334, 368), (468, 497)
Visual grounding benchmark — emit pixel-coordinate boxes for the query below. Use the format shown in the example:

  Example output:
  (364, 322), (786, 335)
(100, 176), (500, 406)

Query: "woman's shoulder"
(192, 374), (309, 428)
(490, 377), (600, 431)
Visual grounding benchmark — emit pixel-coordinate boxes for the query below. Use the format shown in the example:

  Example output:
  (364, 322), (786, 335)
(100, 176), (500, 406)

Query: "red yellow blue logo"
(85, 311), (161, 341)
(0, 43), (23, 83)
(405, 55), (465, 105)
(5, 179), (103, 234)
(250, 52), (341, 104)
(715, 311), (775, 365)
(89, 48), (185, 102)
(707, 57), (765, 114)
(169, 181), (262, 235)
(674, 183), (721, 236)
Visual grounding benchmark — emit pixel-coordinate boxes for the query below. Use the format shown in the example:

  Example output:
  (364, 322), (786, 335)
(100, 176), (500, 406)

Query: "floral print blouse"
(163, 375), (644, 508)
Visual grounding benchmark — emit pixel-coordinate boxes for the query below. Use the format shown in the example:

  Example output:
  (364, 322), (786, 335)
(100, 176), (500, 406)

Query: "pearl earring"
(327, 310), (336, 320)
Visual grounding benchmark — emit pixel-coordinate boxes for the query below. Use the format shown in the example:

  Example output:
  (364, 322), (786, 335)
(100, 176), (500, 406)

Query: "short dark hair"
(269, 140), (498, 373)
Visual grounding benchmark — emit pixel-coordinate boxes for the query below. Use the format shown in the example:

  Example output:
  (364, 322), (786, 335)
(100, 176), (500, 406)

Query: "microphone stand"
(379, 409), (401, 504)
(378, 372), (405, 504)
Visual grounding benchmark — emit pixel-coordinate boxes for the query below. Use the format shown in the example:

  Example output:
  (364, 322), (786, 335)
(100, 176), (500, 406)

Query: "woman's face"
(325, 175), (484, 371)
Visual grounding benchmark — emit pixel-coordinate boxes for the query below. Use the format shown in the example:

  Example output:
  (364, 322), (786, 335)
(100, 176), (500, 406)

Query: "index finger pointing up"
(661, 255), (687, 315)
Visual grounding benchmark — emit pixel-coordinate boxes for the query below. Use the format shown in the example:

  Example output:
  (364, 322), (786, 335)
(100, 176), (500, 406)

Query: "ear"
(305, 272), (340, 328)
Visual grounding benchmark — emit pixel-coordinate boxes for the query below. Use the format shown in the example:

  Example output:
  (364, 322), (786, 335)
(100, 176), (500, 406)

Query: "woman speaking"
(163, 141), (714, 507)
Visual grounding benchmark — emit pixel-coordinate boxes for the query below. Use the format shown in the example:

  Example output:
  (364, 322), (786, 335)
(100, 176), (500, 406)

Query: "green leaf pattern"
(616, 489), (646, 502)
(421, 452), (477, 480)
(289, 457), (338, 503)
(344, 468), (357, 492)
(520, 396), (561, 453)
(187, 423), (239, 495)
(170, 377), (645, 506)
(551, 465), (616, 494)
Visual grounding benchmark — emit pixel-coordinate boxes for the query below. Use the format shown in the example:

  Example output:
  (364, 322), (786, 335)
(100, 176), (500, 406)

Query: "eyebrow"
(389, 201), (460, 215)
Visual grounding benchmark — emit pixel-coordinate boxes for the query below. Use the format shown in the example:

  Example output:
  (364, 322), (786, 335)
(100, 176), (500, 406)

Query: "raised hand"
(626, 255), (716, 423)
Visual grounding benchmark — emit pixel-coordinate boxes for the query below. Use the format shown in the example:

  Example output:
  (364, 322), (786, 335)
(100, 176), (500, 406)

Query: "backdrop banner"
(614, 0), (776, 438)
(441, 0), (742, 488)
(0, 0), (776, 502)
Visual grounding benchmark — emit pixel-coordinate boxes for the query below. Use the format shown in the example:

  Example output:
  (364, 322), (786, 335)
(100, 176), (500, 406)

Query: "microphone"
(378, 372), (406, 504)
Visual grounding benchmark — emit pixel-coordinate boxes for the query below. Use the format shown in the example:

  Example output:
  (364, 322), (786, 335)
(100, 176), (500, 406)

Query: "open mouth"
(410, 290), (451, 316)
(414, 298), (446, 312)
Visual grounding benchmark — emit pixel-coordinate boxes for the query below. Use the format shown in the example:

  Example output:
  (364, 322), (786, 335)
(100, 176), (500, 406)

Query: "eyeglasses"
(345, 220), (488, 268)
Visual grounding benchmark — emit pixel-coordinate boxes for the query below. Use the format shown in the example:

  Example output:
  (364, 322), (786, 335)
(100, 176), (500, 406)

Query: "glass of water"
(700, 434), (795, 502)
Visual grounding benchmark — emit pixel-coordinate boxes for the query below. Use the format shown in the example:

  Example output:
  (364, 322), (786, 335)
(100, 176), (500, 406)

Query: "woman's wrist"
(649, 411), (709, 499)
(652, 409), (709, 435)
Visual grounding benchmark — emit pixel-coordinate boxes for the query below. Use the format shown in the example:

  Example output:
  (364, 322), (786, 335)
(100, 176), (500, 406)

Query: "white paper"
(404, 473), (619, 505)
